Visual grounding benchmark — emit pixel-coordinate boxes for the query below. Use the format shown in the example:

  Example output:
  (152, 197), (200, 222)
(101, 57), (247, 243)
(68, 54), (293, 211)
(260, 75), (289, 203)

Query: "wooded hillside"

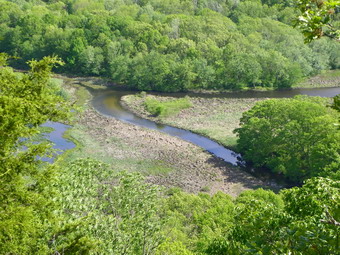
(1, 0), (339, 91)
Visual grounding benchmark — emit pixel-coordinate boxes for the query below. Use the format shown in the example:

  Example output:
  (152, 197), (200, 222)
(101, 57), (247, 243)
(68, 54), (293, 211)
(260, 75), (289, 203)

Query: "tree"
(281, 177), (340, 254)
(333, 94), (340, 112)
(0, 54), (70, 253)
(234, 96), (340, 182)
(295, 0), (340, 42)
(0, 0), (339, 91)
(206, 178), (339, 254)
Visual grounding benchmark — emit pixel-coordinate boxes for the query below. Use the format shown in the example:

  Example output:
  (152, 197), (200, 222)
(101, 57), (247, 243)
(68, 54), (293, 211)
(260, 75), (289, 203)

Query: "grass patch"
(75, 86), (91, 107)
(318, 69), (340, 78)
(144, 96), (192, 117)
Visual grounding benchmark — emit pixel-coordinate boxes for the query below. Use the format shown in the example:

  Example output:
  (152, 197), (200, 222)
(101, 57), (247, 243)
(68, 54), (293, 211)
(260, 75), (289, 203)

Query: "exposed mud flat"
(78, 107), (266, 196)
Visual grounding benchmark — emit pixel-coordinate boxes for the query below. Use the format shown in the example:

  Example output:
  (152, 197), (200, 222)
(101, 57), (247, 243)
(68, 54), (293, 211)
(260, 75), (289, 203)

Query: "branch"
(320, 208), (340, 227)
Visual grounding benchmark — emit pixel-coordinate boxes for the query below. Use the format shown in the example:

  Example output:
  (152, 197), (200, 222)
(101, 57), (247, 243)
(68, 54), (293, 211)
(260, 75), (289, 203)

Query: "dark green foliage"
(281, 177), (340, 254)
(235, 96), (340, 182)
(333, 94), (340, 112)
(164, 181), (339, 254)
(144, 96), (192, 117)
(0, 0), (338, 91)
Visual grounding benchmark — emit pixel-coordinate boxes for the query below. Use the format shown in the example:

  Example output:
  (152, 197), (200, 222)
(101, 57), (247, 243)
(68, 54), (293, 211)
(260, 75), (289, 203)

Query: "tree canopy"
(0, 0), (339, 91)
(234, 96), (340, 182)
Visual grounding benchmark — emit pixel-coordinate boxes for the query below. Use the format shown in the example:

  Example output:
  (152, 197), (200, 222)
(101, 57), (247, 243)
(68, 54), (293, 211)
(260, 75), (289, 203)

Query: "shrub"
(144, 96), (192, 117)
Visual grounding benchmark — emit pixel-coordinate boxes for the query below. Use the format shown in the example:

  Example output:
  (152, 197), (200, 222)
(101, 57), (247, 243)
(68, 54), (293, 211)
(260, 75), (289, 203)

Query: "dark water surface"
(91, 87), (340, 168)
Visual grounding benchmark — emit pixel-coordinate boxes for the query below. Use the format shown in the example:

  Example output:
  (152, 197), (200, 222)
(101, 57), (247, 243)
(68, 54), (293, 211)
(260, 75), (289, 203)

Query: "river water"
(43, 86), (339, 182)
(91, 87), (340, 167)
(41, 121), (75, 162)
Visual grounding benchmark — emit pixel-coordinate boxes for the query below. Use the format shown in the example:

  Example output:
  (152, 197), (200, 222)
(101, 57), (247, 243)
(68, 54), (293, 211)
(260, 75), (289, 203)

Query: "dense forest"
(0, 0), (339, 91)
(1, 0), (340, 254)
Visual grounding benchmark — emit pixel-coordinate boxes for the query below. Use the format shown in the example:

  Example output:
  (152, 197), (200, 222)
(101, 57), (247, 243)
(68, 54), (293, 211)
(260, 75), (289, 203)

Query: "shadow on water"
(88, 85), (340, 187)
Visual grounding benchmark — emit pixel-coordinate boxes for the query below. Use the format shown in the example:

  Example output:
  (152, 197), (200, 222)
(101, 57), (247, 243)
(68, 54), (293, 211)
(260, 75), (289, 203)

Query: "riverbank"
(295, 70), (340, 88)
(59, 76), (268, 196)
(122, 94), (264, 150)
(121, 70), (340, 151)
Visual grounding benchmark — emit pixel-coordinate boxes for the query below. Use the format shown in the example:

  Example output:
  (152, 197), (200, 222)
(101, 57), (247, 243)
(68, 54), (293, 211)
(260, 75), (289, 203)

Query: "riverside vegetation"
(1, 56), (339, 254)
(1, 0), (340, 254)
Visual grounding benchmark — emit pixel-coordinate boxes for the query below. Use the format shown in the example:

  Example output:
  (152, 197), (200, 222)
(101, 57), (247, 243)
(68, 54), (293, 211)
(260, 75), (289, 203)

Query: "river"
(41, 85), (339, 184)
(90, 86), (340, 168)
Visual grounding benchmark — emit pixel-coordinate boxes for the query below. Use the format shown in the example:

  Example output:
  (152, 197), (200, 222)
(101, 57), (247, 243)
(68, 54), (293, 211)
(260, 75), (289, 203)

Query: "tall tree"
(0, 53), (70, 253)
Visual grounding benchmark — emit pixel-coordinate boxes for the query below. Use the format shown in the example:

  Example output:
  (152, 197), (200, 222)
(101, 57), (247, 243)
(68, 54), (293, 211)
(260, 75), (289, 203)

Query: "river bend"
(91, 87), (340, 167)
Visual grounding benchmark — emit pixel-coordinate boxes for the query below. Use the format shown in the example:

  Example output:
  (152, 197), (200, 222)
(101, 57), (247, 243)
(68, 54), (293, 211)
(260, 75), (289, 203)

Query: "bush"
(144, 96), (192, 117)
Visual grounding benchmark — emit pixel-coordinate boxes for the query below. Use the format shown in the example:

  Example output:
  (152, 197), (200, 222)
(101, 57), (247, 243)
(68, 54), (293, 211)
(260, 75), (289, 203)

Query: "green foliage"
(49, 77), (69, 100)
(295, 0), (340, 42)
(144, 96), (192, 117)
(205, 179), (339, 254)
(55, 158), (166, 254)
(161, 184), (339, 254)
(156, 241), (194, 255)
(281, 177), (340, 254)
(0, 55), (70, 253)
(0, 0), (338, 91)
(221, 189), (287, 254)
(235, 96), (340, 182)
(162, 190), (235, 253)
(333, 94), (340, 112)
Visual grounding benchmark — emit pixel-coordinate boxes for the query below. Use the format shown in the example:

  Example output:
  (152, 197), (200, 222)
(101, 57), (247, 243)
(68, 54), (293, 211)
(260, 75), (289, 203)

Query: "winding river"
(43, 85), (339, 182)
(90, 86), (340, 168)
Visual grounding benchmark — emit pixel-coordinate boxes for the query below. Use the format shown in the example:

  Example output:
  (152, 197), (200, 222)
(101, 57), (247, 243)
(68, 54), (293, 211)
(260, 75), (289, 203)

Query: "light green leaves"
(235, 96), (340, 182)
(295, 0), (340, 42)
(56, 158), (165, 254)
(0, 55), (70, 253)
